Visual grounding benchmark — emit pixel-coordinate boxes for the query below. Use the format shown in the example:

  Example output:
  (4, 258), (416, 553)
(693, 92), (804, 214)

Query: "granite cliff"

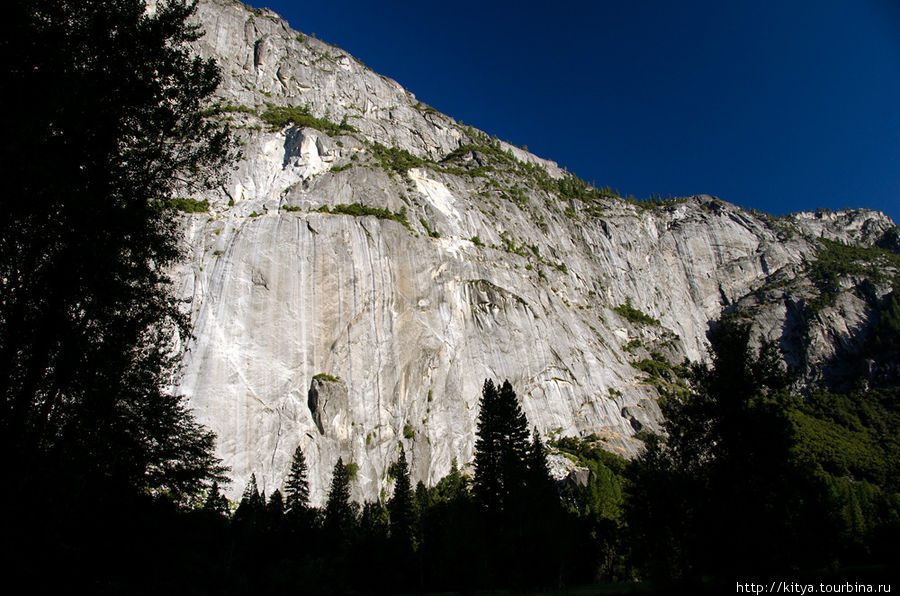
(172, 0), (899, 503)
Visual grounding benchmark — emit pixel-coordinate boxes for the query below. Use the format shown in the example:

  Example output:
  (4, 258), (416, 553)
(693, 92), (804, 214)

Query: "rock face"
(174, 0), (899, 504)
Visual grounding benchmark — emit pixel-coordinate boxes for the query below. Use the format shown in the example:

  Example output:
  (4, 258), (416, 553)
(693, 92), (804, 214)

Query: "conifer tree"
(203, 481), (229, 517)
(324, 457), (354, 541)
(496, 380), (530, 510)
(525, 429), (556, 504)
(2, 0), (233, 503)
(267, 489), (285, 532)
(435, 457), (466, 502)
(388, 445), (417, 551)
(234, 473), (264, 525)
(268, 489), (284, 518)
(285, 444), (310, 514)
(474, 379), (502, 514)
(473, 379), (530, 516)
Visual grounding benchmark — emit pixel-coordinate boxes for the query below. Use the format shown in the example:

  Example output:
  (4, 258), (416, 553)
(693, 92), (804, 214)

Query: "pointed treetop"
(285, 444), (310, 514)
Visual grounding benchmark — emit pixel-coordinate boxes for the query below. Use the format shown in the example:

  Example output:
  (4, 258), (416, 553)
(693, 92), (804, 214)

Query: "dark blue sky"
(251, 0), (900, 223)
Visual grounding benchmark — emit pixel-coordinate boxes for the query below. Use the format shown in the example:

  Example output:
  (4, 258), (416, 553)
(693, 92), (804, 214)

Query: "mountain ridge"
(175, 0), (898, 503)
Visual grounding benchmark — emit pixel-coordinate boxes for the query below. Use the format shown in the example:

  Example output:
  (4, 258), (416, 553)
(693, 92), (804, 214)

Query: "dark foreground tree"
(203, 481), (230, 517)
(388, 445), (417, 552)
(285, 444), (310, 514)
(1, 0), (233, 500)
(626, 321), (833, 581)
(473, 379), (529, 517)
(2, 2), (234, 588)
(324, 457), (356, 544)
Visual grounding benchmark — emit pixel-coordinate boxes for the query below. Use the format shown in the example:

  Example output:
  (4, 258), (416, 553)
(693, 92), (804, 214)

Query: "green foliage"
(623, 192), (686, 210)
(313, 372), (340, 382)
(470, 235), (484, 246)
(344, 462), (359, 481)
(555, 173), (618, 202)
(791, 388), (899, 488)
(623, 338), (644, 352)
(631, 352), (692, 399)
(554, 436), (628, 523)
(198, 102), (257, 118)
(403, 421), (415, 439)
(259, 103), (355, 135)
(234, 473), (265, 526)
(368, 141), (425, 176)
(807, 238), (900, 310)
(317, 203), (410, 228)
(420, 218), (440, 238)
(282, 205), (303, 212)
(613, 297), (661, 326)
(267, 489), (284, 521)
(170, 196), (209, 213)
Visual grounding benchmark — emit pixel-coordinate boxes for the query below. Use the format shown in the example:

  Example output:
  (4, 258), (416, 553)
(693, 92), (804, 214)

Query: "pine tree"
(473, 379), (530, 516)
(267, 489), (285, 527)
(473, 379), (502, 515)
(388, 445), (417, 551)
(324, 457), (355, 542)
(435, 457), (466, 502)
(496, 379), (530, 512)
(234, 473), (264, 525)
(525, 429), (556, 504)
(203, 481), (229, 517)
(285, 444), (310, 514)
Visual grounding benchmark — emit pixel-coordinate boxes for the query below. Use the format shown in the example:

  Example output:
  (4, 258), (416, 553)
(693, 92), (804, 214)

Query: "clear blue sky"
(250, 0), (900, 223)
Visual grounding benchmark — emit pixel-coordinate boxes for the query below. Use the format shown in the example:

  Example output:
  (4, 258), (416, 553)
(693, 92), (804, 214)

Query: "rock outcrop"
(173, 0), (899, 504)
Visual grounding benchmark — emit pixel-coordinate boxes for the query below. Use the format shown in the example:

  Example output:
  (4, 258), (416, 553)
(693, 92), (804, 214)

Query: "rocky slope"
(172, 0), (899, 504)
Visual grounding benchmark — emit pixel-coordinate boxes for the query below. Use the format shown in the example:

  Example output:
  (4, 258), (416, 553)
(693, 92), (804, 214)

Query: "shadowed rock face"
(172, 0), (899, 504)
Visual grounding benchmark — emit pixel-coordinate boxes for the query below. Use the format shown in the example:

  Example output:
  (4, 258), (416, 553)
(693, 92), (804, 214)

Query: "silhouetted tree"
(324, 458), (355, 543)
(267, 489), (285, 521)
(1, 0), (234, 503)
(203, 481), (230, 517)
(473, 379), (529, 517)
(234, 473), (265, 526)
(525, 429), (556, 502)
(285, 444), (310, 514)
(626, 320), (830, 581)
(388, 445), (417, 551)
